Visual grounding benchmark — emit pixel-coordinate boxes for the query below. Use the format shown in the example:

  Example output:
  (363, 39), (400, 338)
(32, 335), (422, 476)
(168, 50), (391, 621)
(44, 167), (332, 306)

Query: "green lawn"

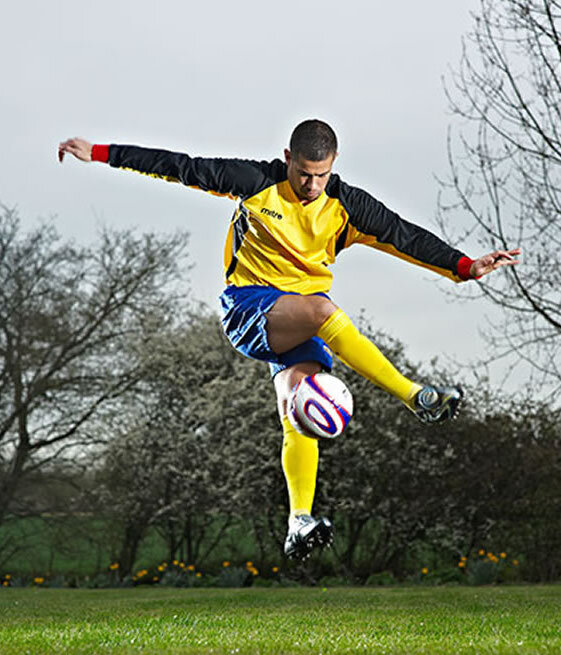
(1, 586), (560, 654)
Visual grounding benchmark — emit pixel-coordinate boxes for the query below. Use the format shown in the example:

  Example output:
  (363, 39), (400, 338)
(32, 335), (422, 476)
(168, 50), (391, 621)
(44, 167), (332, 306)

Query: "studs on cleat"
(412, 384), (464, 424)
(284, 515), (334, 561)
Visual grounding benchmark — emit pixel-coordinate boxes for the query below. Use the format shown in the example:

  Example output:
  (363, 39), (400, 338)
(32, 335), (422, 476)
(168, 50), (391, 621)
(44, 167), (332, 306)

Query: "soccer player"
(58, 121), (520, 560)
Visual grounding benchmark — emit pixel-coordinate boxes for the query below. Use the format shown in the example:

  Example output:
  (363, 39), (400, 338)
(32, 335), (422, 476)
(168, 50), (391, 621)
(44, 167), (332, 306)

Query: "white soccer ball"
(288, 373), (353, 439)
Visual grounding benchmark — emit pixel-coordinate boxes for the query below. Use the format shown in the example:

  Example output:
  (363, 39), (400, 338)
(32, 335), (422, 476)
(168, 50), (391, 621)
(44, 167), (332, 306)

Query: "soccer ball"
(288, 373), (353, 439)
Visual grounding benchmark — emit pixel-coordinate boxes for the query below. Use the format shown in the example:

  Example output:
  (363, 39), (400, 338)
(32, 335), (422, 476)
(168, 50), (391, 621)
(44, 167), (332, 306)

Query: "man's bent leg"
(316, 309), (422, 406)
(315, 308), (463, 422)
(267, 295), (421, 407)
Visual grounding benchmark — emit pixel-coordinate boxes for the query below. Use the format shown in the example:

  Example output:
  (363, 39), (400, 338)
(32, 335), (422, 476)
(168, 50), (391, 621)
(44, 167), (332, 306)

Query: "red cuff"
(91, 144), (109, 163)
(457, 256), (476, 280)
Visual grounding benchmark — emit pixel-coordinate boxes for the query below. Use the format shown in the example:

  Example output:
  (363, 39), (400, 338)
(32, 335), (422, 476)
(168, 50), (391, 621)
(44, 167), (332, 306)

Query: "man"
(59, 120), (520, 560)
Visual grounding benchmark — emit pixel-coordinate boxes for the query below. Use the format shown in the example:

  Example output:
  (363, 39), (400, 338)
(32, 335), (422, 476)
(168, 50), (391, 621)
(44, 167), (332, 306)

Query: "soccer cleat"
(284, 514), (334, 560)
(412, 385), (464, 424)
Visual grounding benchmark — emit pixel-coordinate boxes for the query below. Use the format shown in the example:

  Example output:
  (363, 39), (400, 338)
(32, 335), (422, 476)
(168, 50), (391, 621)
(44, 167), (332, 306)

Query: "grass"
(1, 585), (561, 654)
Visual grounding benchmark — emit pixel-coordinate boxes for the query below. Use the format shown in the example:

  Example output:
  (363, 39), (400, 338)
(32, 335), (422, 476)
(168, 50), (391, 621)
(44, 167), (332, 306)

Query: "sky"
(2, 0), (508, 384)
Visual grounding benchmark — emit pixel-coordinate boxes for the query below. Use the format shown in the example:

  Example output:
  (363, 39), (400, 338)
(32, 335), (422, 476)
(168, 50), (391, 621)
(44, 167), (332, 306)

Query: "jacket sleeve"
(97, 144), (282, 200)
(336, 180), (473, 282)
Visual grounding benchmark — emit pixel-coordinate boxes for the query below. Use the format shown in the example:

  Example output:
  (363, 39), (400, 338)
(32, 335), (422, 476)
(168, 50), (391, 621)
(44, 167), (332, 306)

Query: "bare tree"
(0, 206), (189, 526)
(438, 0), (561, 393)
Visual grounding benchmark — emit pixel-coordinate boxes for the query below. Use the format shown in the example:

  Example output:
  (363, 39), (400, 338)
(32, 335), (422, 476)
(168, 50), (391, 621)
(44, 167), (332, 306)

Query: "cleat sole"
(285, 517), (334, 561)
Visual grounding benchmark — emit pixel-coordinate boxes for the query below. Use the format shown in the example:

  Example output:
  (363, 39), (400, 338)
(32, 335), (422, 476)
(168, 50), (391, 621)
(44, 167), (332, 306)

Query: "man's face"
(285, 149), (336, 202)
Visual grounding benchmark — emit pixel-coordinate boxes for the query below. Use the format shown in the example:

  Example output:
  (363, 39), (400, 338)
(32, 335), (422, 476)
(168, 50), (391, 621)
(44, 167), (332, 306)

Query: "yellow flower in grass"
(272, 566), (279, 573)
(179, 562), (186, 569)
(421, 567), (429, 575)
(34, 577), (44, 585)
(153, 576), (159, 582)
(187, 564), (195, 572)
(222, 561), (230, 568)
(172, 560), (179, 566)
(458, 561), (466, 568)
(513, 559), (519, 566)
(2, 581), (8, 587)
(109, 562), (119, 571)
(246, 561), (253, 568)
(460, 556), (467, 562)
(478, 549), (485, 556)
(4, 575), (10, 580)
(500, 552), (507, 559)
(157, 565), (165, 572)
(196, 572), (202, 578)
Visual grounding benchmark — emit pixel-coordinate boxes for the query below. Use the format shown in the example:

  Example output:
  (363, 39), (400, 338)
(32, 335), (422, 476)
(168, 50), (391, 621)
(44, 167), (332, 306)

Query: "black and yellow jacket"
(92, 144), (474, 294)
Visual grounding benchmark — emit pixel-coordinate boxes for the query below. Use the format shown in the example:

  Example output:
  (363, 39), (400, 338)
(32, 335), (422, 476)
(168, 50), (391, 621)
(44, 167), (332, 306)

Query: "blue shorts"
(219, 285), (333, 377)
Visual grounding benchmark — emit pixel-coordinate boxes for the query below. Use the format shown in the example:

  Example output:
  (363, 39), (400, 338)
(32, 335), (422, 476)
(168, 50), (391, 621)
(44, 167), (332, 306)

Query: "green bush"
(426, 567), (463, 585)
(467, 559), (498, 585)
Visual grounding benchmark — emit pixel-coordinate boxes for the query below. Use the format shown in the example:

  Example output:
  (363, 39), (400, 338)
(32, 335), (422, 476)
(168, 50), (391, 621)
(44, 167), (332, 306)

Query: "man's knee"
(268, 294), (337, 331)
(301, 295), (337, 331)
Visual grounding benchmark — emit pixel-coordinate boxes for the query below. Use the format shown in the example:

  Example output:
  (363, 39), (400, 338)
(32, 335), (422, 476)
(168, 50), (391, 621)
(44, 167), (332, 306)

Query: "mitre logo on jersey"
(261, 207), (283, 220)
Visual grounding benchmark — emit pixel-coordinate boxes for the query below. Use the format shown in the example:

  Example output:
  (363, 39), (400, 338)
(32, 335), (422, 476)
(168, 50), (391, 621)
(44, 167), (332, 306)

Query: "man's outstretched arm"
(58, 137), (284, 200)
(334, 179), (521, 283)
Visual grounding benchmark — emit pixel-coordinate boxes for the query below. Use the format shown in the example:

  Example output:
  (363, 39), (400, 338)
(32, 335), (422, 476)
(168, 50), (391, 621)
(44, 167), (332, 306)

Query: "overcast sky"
(2, 0), (509, 384)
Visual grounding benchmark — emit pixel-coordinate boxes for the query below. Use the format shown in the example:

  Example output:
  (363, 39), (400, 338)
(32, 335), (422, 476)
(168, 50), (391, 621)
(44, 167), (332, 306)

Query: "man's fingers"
(58, 146), (75, 163)
(492, 248), (522, 263)
(58, 140), (74, 163)
(492, 254), (520, 270)
(493, 251), (513, 262)
(495, 258), (519, 268)
(59, 139), (75, 151)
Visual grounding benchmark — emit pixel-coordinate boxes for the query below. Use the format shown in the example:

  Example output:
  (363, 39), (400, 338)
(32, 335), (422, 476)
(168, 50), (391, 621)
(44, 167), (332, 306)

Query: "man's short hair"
(289, 119), (338, 161)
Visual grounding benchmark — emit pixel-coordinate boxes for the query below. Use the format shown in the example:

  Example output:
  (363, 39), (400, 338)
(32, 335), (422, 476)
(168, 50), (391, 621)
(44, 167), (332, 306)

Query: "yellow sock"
(317, 309), (421, 407)
(281, 416), (319, 520)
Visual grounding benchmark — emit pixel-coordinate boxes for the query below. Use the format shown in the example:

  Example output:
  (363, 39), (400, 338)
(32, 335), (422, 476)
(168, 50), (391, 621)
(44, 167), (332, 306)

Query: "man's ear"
(284, 148), (291, 165)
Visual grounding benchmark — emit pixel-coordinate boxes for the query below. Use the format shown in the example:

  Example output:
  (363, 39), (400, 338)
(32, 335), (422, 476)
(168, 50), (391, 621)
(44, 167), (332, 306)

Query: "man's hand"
(470, 248), (522, 278)
(58, 138), (93, 163)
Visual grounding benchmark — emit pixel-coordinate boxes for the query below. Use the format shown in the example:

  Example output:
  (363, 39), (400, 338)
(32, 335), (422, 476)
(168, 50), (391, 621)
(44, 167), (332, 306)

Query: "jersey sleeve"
(98, 144), (283, 200)
(335, 179), (473, 282)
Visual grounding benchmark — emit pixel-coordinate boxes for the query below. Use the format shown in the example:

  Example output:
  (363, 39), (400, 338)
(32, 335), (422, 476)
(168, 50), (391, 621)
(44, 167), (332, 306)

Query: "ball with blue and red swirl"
(288, 373), (353, 439)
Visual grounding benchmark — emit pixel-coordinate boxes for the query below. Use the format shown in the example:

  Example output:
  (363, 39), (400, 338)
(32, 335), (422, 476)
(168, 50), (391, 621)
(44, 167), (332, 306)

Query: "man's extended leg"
(274, 362), (333, 559)
(266, 294), (462, 423)
(267, 295), (421, 403)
